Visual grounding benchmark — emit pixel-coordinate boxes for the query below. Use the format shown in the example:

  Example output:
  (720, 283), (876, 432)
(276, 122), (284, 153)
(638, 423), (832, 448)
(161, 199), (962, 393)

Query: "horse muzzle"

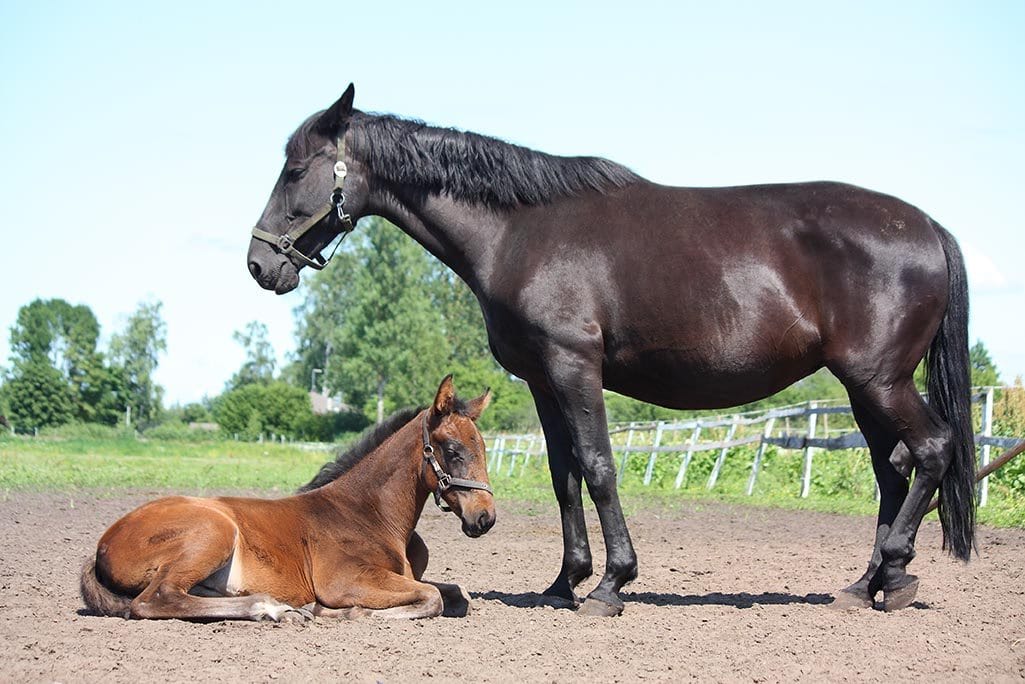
(247, 238), (300, 294)
(460, 506), (496, 538)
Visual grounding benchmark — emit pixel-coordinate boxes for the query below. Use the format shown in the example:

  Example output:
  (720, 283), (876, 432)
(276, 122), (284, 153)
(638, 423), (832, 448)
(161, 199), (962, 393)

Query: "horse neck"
(364, 174), (512, 295)
(313, 417), (432, 540)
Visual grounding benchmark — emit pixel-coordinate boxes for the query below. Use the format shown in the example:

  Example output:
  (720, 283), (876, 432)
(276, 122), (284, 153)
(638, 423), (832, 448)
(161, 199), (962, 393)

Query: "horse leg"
(406, 532), (429, 581)
(311, 569), (445, 619)
(832, 399), (905, 609)
(850, 379), (958, 611)
(130, 563), (310, 622)
(539, 351), (637, 617)
(530, 384), (593, 605)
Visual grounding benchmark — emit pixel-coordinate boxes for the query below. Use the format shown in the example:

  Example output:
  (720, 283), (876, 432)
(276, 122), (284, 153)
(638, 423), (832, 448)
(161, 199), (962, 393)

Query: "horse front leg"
(530, 384), (593, 605)
(541, 352), (638, 617)
(311, 569), (446, 619)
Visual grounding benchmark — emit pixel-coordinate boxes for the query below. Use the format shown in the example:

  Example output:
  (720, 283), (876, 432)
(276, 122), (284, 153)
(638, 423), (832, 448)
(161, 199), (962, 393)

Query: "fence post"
(675, 424), (703, 488)
(708, 415), (739, 489)
(494, 436), (505, 473)
(618, 424), (636, 485)
(801, 402), (817, 498)
(507, 436), (523, 476)
(746, 416), (777, 495)
(980, 387), (995, 507)
(643, 421), (665, 486)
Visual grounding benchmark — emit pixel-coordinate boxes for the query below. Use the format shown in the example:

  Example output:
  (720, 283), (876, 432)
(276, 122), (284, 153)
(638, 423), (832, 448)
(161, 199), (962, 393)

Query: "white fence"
(485, 387), (1023, 506)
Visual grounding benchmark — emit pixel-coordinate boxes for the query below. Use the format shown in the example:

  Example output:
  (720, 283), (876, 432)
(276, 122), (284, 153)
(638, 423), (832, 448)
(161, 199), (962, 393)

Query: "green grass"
(2, 433), (1022, 527)
(0, 434), (329, 493)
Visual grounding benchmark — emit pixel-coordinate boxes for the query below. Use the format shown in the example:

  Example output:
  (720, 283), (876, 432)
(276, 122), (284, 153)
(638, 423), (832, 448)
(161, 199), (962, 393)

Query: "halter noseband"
(421, 412), (493, 511)
(250, 132), (355, 270)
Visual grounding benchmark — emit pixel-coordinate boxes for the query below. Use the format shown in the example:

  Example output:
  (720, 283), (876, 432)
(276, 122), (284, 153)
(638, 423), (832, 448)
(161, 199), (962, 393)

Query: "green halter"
(250, 133), (355, 270)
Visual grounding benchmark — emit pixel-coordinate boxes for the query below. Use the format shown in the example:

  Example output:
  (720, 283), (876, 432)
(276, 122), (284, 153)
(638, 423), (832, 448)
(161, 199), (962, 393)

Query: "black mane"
(298, 406), (422, 492)
(288, 111), (640, 208)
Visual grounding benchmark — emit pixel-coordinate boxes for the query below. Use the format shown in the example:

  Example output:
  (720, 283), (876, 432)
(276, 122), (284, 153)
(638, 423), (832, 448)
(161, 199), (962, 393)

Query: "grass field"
(1, 432), (1022, 526)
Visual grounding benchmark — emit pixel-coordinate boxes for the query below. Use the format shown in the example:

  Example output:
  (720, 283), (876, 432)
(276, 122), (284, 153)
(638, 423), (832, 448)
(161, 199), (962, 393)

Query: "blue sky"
(1, 1), (1022, 405)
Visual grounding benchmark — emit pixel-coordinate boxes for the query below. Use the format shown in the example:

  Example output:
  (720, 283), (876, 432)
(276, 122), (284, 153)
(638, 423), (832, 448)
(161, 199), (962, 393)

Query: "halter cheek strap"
(421, 412), (493, 512)
(250, 133), (355, 270)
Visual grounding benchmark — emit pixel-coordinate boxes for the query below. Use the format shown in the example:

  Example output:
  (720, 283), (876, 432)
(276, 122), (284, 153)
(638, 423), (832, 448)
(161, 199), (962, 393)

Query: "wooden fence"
(485, 387), (1023, 506)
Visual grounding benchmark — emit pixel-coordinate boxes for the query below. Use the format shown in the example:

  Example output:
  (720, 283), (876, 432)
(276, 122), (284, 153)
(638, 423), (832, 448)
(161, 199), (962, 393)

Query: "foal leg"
(832, 399), (905, 609)
(131, 564), (310, 622)
(530, 384), (593, 605)
(540, 352), (637, 617)
(311, 570), (445, 619)
(406, 532), (429, 580)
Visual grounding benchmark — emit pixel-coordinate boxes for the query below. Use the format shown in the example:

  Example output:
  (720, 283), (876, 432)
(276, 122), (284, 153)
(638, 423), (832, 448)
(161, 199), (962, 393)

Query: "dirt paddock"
(1, 491), (1023, 682)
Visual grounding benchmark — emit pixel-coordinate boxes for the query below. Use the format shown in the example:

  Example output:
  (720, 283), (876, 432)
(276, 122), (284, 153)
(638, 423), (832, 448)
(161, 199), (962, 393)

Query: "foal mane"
(298, 406), (422, 492)
(288, 110), (640, 209)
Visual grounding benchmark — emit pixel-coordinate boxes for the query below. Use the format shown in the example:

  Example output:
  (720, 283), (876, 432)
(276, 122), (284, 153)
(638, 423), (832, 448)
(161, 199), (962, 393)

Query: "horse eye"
(285, 167), (307, 182)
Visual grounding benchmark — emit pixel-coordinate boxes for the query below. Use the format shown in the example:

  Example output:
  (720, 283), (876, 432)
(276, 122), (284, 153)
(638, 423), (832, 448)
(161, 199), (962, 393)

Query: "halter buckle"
(277, 234), (294, 250)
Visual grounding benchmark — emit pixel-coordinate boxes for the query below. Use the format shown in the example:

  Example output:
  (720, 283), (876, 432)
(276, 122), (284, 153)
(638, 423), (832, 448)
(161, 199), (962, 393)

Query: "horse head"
(424, 375), (496, 538)
(247, 83), (369, 294)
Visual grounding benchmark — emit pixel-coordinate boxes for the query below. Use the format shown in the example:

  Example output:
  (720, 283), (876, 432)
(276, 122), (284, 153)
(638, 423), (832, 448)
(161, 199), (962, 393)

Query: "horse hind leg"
(848, 379), (957, 610)
(130, 564), (311, 622)
(831, 399), (906, 610)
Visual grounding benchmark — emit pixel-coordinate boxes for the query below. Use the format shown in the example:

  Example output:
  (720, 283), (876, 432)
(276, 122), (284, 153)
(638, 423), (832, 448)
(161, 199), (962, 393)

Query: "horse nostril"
(248, 261), (262, 278)
(478, 511), (493, 531)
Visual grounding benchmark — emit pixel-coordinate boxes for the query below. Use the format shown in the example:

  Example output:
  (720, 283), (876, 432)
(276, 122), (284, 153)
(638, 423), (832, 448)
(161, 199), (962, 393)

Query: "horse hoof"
(882, 576), (920, 612)
(280, 607), (313, 623)
(576, 597), (623, 617)
(829, 588), (873, 610)
(542, 584), (582, 607)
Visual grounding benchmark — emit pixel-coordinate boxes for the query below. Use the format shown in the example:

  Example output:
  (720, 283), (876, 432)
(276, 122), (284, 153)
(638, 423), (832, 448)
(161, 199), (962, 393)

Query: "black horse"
(248, 85), (974, 616)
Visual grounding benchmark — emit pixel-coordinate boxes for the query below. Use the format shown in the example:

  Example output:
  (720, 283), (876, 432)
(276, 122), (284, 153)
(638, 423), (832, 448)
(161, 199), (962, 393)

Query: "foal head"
(425, 375), (496, 538)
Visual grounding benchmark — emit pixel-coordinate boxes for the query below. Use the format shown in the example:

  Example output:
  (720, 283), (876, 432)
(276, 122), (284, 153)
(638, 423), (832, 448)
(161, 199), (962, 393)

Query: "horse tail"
(79, 557), (132, 618)
(927, 221), (975, 561)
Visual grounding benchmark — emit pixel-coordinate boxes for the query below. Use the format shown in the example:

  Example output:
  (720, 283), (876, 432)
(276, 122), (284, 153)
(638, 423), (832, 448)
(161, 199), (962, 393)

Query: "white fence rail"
(485, 387), (1023, 506)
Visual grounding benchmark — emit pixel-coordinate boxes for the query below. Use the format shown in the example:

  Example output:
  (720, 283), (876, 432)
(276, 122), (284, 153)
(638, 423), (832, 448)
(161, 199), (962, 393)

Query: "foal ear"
(317, 83), (355, 135)
(464, 388), (492, 421)
(432, 374), (456, 416)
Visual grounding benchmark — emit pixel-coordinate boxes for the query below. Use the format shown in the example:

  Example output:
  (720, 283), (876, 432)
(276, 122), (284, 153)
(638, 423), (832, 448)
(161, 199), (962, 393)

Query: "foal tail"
(927, 222), (975, 562)
(80, 557), (132, 618)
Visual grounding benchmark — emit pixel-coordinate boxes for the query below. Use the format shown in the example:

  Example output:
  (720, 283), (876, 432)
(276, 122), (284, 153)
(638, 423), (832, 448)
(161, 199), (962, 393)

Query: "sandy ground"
(1, 490), (1024, 683)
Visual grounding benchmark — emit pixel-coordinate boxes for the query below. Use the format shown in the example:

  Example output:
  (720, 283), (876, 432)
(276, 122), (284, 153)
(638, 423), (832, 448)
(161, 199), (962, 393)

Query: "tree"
(0, 361), (75, 429)
(226, 321), (276, 390)
(969, 340), (1000, 388)
(213, 381), (313, 439)
(290, 219), (539, 430)
(328, 220), (450, 422)
(109, 301), (167, 426)
(4, 298), (123, 426)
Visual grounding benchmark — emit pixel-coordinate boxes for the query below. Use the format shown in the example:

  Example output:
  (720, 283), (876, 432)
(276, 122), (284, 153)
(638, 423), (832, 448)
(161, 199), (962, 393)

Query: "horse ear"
(432, 374), (456, 416)
(464, 388), (492, 421)
(317, 83), (355, 135)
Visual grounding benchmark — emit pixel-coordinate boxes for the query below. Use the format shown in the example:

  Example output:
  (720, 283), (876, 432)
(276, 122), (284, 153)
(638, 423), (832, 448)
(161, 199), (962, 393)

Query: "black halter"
(421, 412), (493, 511)
(250, 132), (355, 270)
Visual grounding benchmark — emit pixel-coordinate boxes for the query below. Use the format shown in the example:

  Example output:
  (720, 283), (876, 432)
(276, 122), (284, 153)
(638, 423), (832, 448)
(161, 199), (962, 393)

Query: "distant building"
(309, 391), (350, 415)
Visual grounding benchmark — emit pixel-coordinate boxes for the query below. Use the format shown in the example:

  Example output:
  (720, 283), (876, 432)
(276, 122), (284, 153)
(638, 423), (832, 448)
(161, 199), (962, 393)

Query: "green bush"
(143, 420), (222, 442)
(212, 382), (314, 440)
(37, 422), (135, 440)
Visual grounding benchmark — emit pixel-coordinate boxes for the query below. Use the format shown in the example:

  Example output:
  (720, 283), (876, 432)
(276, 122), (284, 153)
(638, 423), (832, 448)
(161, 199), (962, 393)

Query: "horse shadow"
(470, 590), (930, 611)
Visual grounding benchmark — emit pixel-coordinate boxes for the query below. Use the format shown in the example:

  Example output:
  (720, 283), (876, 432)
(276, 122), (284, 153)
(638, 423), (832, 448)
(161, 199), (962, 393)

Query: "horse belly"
(603, 344), (822, 410)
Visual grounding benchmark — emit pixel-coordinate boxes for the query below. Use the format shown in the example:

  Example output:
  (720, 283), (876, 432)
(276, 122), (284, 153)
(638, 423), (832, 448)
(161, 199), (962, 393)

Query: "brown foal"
(80, 375), (495, 621)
